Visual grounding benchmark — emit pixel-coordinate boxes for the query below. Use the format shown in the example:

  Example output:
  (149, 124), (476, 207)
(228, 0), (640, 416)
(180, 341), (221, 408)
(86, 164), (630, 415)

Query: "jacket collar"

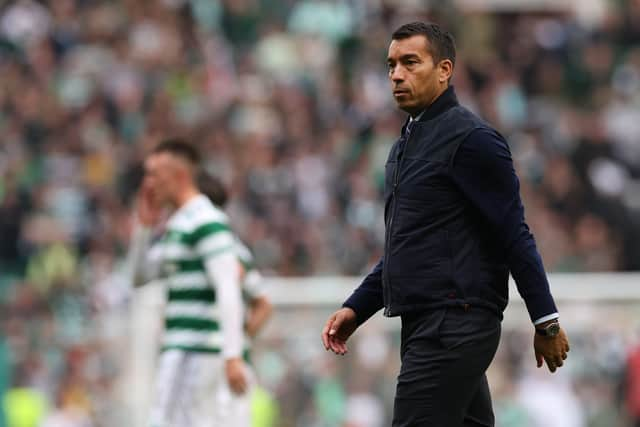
(401, 86), (459, 135)
(416, 85), (459, 123)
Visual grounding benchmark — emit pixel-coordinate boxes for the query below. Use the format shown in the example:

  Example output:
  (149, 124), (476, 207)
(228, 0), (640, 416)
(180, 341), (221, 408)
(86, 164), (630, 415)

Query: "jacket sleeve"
(451, 128), (558, 323)
(342, 256), (384, 325)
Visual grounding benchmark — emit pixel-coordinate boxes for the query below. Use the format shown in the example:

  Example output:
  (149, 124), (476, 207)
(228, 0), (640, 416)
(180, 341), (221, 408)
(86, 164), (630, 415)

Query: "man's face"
(387, 35), (448, 116)
(143, 152), (182, 207)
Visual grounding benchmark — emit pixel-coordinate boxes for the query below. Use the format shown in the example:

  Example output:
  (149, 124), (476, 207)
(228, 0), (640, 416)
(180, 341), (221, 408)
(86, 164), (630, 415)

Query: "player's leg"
(179, 352), (253, 427)
(170, 352), (206, 427)
(211, 361), (254, 427)
(175, 353), (222, 427)
(225, 365), (254, 427)
(156, 352), (246, 427)
(148, 350), (186, 427)
(392, 307), (500, 427)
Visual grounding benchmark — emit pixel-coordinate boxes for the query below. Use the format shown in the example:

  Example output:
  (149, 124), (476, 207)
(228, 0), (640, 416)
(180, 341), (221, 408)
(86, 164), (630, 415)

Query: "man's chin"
(396, 101), (417, 115)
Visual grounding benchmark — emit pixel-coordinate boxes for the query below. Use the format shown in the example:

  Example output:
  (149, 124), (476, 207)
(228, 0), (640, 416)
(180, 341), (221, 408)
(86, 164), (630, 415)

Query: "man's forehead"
(388, 35), (431, 58)
(148, 151), (192, 170)
(146, 152), (171, 167)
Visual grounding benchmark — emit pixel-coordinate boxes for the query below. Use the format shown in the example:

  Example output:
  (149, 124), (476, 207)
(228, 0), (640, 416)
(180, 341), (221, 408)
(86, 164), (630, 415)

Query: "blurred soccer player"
(196, 171), (273, 346)
(322, 22), (570, 426)
(127, 139), (250, 427)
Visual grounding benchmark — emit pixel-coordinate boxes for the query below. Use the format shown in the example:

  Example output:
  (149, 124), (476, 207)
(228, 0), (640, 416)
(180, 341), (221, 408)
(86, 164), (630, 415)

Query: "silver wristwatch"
(536, 321), (560, 337)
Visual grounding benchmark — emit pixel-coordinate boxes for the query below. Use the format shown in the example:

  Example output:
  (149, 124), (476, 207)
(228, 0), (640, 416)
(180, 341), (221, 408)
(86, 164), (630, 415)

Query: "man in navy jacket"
(321, 22), (570, 426)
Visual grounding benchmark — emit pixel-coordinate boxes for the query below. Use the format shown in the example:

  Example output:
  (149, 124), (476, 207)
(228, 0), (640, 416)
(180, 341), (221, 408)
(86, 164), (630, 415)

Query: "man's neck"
(174, 187), (200, 209)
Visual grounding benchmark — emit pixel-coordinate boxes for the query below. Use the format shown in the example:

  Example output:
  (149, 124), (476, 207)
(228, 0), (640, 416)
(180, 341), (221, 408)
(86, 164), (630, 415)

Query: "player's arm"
(452, 128), (569, 372)
(322, 257), (384, 355)
(246, 296), (272, 338)
(126, 222), (162, 287)
(196, 223), (247, 394)
(127, 184), (164, 287)
(242, 268), (272, 338)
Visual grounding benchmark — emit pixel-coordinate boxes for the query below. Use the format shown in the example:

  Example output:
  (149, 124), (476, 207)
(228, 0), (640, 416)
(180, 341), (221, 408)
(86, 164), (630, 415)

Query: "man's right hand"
(225, 357), (248, 395)
(136, 182), (161, 227)
(321, 307), (358, 355)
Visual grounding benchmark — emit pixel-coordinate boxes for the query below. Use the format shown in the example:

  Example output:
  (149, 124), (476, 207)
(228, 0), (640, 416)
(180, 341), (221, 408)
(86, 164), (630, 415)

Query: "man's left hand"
(534, 325), (570, 373)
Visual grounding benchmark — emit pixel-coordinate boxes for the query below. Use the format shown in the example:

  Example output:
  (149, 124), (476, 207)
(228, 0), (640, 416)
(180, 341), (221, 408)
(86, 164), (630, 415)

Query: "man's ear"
(438, 59), (453, 83)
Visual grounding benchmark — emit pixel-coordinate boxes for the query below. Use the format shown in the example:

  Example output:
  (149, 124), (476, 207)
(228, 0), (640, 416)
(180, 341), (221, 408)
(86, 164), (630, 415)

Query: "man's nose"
(390, 65), (405, 82)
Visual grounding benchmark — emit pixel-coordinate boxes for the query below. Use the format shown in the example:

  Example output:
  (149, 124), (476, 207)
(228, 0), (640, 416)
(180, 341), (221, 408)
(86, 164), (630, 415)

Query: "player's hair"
(197, 171), (229, 207)
(152, 138), (200, 166)
(392, 22), (456, 67)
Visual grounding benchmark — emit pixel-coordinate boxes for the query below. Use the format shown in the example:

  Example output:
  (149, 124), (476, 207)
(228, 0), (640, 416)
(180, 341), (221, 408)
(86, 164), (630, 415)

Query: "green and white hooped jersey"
(156, 195), (238, 354)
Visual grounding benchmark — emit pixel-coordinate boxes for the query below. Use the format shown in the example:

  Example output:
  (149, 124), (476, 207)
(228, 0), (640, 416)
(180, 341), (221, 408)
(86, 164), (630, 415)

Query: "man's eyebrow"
(387, 53), (422, 63)
(399, 53), (421, 61)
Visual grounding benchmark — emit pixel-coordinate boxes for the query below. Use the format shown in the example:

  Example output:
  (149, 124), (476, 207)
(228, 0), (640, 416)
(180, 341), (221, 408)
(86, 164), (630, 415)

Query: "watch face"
(547, 323), (560, 336)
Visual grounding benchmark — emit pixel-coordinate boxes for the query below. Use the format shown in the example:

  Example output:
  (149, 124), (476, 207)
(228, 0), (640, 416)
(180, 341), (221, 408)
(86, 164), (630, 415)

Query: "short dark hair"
(152, 138), (200, 166)
(392, 22), (456, 66)
(197, 171), (229, 207)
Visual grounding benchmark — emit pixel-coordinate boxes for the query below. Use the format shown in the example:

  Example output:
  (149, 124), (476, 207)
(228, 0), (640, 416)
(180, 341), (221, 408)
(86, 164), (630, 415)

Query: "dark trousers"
(392, 306), (501, 427)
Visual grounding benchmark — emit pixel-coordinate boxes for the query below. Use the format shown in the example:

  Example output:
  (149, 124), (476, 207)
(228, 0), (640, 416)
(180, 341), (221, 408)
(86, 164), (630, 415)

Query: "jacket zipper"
(383, 133), (409, 316)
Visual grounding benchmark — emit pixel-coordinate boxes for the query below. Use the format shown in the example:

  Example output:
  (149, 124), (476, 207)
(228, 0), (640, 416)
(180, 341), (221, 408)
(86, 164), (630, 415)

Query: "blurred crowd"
(2, 0), (640, 425)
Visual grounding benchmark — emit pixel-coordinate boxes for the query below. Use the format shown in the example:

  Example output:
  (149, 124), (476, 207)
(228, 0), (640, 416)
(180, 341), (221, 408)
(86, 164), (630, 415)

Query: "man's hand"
(225, 357), (248, 395)
(321, 307), (358, 355)
(136, 181), (162, 227)
(534, 325), (570, 373)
